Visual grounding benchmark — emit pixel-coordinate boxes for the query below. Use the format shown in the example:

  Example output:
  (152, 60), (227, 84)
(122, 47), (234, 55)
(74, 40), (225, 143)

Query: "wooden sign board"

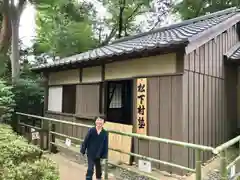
(138, 160), (152, 173)
(65, 138), (71, 147)
(31, 132), (40, 140)
(136, 78), (147, 135)
(104, 122), (133, 165)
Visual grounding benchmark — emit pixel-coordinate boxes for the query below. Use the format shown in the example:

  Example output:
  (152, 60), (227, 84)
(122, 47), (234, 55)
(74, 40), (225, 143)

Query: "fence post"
(239, 141), (240, 155)
(48, 121), (52, 152)
(17, 114), (20, 134)
(51, 123), (57, 153)
(195, 149), (202, 180)
(220, 150), (227, 180)
(104, 159), (108, 180)
(40, 119), (44, 149)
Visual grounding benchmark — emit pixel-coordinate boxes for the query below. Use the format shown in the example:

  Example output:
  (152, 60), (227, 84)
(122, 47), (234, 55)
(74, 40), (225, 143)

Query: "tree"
(0, 0), (27, 83)
(173, 0), (240, 20)
(95, 0), (171, 45)
(34, 0), (98, 60)
(34, 0), (171, 61)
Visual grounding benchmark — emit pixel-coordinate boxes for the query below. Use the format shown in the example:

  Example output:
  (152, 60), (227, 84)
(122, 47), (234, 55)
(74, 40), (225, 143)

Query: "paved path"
(47, 153), (115, 180)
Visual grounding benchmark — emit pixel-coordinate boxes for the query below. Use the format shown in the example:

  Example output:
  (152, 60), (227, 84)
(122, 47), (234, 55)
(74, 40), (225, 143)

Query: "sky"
(19, 3), (36, 48)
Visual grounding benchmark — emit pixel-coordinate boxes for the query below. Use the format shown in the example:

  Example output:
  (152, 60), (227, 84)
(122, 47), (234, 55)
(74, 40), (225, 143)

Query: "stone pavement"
(47, 153), (115, 180)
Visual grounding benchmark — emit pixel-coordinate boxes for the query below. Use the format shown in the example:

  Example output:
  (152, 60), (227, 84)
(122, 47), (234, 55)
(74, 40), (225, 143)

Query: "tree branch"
(126, 3), (142, 22)
(100, 26), (117, 46)
(18, 0), (27, 17)
(149, 11), (168, 31)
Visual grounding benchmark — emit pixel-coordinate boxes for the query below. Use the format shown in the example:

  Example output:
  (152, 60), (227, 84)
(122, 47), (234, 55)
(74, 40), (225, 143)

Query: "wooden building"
(32, 8), (240, 175)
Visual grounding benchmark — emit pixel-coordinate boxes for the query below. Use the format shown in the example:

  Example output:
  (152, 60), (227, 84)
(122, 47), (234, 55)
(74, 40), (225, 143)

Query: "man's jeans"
(86, 157), (102, 180)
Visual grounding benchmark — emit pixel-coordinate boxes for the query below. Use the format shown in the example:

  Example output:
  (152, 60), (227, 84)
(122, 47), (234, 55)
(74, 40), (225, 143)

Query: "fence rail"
(213, 135), (240, 180)
(16, 112), (240, 180)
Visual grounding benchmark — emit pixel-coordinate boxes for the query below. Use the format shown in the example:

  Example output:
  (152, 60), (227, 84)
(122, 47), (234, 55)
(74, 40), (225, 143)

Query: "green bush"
(0, 81), (15, 123)
(0, 124), (59, 180)
(12, 78), (44, 116)
(0, 138), (42, 166)
(2, 158), (59, 180)
(11, 77), (44, 131)
(0, 124), (15, 135)
(0, 124), (42, 166)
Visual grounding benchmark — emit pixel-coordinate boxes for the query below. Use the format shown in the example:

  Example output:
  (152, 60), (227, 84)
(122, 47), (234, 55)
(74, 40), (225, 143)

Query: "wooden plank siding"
(134, 75), (184, 174)
(183, 24), (239, 169)
(45, 83), (101, 144)
(45, 112), (94, 145)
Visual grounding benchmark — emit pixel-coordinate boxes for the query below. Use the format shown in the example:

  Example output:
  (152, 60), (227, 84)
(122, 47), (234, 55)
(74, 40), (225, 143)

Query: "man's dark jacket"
(80, 127), (108, 159)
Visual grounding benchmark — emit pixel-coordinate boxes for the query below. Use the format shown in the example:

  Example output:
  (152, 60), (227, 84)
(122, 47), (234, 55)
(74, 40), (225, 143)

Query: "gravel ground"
(203, 170), (221, 180)
(116, 168), (153, 180)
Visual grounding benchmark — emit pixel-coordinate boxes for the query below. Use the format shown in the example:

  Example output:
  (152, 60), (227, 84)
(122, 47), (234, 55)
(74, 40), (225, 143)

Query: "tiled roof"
(229, 46), (240, 60)
(224, 42), (240, 60)
(32, 7), (240, 71)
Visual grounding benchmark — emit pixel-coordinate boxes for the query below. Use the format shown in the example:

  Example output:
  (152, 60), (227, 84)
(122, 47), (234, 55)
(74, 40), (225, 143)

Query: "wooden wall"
(45, 83), (101, 144)
(75, 84), (100, 115)
(133, 74), (184, 174)
(45, 112), (93, 145)
(182, 24), (239, 169)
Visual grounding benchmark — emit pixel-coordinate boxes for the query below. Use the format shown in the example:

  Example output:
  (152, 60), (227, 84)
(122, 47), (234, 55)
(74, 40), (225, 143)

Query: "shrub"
(0, 124), (42, 166)
(2, 158), (59, 180)
(0, 138), (42, 166)
(0, 81), (15, 123)
(11, 77), (44, 131)
(0, 124), (59, 180)
(12, 78), (44, 116)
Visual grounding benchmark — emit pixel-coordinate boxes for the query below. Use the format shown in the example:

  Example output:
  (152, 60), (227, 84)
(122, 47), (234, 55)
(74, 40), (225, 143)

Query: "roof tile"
(32, 7), (240, 71)
(230, 47), (240, 60)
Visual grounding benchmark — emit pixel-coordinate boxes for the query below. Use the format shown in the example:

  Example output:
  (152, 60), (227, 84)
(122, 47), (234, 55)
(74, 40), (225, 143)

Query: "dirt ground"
(46, 150), (240, 180)
(47, 153), (115, 180)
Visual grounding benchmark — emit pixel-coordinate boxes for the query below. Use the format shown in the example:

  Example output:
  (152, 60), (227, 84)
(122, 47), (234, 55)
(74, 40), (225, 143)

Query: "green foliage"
(2, 159), (59, 180)
(0, 124), (59, 180)
(99, 0), (154, 41)
(12, 77), (44, 115)
(0, 81), (15, 123)
(9, 75), (44, 131)
(0, 138), (42, 166)
(0, 124), (42, 166)
(34, 0), (97, 59)
(173, 0), (240, 20)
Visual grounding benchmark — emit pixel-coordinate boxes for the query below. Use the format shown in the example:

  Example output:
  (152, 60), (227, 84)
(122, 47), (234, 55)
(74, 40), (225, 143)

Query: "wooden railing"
(16, 112), (239, 180)
(213, 136), (240, 180)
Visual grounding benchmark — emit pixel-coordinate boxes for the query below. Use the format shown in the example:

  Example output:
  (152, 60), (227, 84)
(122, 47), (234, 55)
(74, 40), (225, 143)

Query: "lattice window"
(109, 83), (122, 108)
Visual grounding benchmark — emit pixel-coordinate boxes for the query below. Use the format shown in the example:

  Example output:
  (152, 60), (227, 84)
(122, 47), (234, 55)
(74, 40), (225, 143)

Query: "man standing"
(80, 116), (109, 180)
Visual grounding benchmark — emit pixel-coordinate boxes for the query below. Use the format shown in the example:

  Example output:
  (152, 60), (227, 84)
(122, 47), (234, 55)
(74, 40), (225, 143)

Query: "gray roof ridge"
(112, 7), (238, 44)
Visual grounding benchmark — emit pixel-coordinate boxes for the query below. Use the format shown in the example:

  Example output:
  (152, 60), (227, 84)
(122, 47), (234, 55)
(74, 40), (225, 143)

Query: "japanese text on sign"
(31, 132), (40, 140)
(136, 78), (147, 135)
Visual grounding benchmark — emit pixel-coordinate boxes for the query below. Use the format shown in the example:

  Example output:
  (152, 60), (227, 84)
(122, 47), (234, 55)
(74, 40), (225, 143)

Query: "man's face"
(95, 117), (104, 128)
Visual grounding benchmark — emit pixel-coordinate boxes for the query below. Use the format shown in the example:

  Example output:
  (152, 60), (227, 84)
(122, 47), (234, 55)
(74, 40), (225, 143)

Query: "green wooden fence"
(16, 112), (240, 180)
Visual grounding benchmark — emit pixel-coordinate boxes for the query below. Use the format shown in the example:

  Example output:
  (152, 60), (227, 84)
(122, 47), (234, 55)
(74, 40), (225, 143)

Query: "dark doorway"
(105, 80), (133, 125)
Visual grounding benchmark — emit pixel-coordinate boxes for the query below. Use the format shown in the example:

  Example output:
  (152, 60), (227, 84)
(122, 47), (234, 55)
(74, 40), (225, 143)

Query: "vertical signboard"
(136, 78), (147, 135)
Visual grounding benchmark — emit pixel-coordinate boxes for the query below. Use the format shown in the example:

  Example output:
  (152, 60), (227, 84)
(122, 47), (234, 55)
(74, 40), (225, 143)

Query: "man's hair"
(94, 115), (106, 122)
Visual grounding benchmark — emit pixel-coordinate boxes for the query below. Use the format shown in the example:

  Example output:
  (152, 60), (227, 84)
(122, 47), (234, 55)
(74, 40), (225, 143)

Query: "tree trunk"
(10, 0), (26, 84)
(0, 0), (12, 55)
(10, 6), (20, 84)
(118, 0), (126, 38)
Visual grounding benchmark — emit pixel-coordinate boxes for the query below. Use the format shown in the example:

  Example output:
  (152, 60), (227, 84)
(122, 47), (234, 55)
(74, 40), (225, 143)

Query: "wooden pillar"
(42, 72), (50, 150)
